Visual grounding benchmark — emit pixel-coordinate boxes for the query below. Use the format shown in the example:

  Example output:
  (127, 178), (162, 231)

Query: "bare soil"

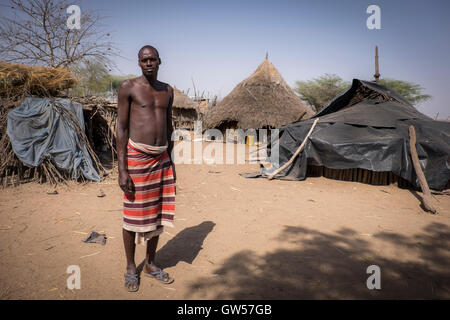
(0, 142), (449, 299)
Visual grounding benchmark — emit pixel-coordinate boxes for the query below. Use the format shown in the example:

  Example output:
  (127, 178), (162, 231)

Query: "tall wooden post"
(374, 45), (380, 82)
(409, 125), (437, 213)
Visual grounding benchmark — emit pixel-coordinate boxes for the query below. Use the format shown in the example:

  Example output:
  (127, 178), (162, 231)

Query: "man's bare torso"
(124, 76), (172, 146)
(117, 46), (176, 195)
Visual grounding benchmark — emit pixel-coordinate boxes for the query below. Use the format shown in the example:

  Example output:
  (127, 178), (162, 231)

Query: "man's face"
(138, 48), (160, 77)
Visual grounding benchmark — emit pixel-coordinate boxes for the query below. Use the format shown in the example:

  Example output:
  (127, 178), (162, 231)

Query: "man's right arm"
(116, 80), (133, 194)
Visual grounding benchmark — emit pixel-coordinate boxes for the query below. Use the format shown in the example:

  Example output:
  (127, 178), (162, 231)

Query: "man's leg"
(144, 235), (159, 273)
(123, 228), (137, 274)
(144, 235), (174, 283)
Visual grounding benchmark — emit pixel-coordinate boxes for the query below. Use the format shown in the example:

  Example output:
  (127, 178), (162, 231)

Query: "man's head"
(138, 45), (161, 77)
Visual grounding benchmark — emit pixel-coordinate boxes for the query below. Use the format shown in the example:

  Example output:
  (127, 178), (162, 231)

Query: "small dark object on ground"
(83, 231), (107, 245)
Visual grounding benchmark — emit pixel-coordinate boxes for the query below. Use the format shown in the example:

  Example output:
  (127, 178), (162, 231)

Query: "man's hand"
(172, 166), (177, 183)
(173, 167), (177, 195)
(119, 170), (134, 194)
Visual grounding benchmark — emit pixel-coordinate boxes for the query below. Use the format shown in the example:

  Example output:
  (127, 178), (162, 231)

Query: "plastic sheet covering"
(7, 97), (100, 182)
(263, 80), (450, 190)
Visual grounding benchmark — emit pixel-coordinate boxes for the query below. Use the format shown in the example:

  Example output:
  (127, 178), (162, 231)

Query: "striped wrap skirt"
(123, 139), (175, 243)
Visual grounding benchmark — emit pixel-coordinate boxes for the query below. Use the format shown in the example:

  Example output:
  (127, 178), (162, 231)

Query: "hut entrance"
(217, 120), (238, 136)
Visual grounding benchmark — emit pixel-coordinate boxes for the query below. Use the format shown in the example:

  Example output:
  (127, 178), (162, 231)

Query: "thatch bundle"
(0, 61), (77, 99)
(345, 82), (400, 110)
(0, 100), (19, 184)
(204, 56), (314, 130)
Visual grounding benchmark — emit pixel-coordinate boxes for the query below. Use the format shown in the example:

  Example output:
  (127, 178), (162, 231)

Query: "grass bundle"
(0, 61), (77, 100)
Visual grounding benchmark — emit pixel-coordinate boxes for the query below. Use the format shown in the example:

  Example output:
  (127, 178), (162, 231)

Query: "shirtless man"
(116, 45), (176, 292)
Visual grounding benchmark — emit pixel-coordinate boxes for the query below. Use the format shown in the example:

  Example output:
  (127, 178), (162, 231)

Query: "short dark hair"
(138, 45), (159, 58)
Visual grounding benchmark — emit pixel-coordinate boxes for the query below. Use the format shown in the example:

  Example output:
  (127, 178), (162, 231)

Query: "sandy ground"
(0, 142), (449, 300)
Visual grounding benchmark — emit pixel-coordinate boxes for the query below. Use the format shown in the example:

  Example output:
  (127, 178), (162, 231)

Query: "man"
(116, 45), (176, 292)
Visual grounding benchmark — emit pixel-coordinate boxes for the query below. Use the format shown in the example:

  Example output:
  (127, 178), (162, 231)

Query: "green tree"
(294, 74), (350, 112)
(73, 60), (110, 96)
(72, 64), (137, 96)
(106, 74), (138, 94)
(378, 78), (431, 105)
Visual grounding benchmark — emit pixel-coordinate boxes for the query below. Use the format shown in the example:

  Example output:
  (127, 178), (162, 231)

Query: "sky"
(2, 0), (449, 119)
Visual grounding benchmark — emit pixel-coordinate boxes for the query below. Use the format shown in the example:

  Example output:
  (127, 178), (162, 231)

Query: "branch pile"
(73, 96), (117, 157)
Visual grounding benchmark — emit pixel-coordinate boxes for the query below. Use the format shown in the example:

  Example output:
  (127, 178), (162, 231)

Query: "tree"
(73, 60), (110, 96)
(107, 74), (138, 94)
(378, 78), (431, 105)
(72, 62), (137, 96)
(0, 0), (118, 69)
(294, 74), (350, 112)
(295, 74), (432, 112)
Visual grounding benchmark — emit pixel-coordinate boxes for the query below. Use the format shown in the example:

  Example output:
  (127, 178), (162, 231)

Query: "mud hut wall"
(173, 107), (198, 129)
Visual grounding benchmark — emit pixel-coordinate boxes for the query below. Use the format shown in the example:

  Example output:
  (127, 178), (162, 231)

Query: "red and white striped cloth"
(123, 139), (175, 244)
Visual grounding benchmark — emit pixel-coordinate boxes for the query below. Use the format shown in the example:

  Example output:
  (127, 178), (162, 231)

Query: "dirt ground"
(0, 142), (449, 299)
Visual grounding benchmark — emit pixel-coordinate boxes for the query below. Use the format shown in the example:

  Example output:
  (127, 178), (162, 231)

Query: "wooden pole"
(409, 125), (436, 213)
(268, 118), (319, 180)
(363, 169), (368, 184)
(374, 46), (380, 82)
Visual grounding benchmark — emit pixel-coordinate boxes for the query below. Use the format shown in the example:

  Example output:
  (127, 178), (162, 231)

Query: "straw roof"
(0, 62), (77, 99)
(204, 56), (314, 130)
(173, 86), (198, 110)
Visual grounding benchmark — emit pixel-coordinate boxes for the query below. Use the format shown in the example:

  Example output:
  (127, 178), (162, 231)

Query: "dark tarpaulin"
(6, 97), (101, 182)
(264, 79), (450, 190)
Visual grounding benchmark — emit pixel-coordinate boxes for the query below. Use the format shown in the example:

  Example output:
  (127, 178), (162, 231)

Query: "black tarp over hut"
(265, 79), (450, 190)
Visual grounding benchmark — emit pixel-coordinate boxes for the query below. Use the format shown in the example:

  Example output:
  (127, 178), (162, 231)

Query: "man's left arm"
(167, 86), (176, 182)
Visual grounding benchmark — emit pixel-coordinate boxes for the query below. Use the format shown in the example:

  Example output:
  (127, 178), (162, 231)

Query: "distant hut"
(204, 54), (314, 133)
(197, 98), (210, 115)
(172, 86), (199, 129)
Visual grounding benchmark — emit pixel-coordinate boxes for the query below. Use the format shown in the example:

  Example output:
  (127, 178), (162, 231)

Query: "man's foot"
(143, 262), (174, 284)
(124, 273), (140, 292)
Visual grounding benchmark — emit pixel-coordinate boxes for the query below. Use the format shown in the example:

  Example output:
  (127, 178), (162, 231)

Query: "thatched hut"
(204, 55), (314, 132)
(172, 86), (199, 129)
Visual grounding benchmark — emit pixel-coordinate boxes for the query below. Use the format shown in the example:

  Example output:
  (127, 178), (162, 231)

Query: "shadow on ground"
(155, 221), (216, 269)
(187, 222), (450, 299)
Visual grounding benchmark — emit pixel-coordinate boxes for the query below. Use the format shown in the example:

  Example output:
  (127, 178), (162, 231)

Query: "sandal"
(124, 273), (140, 292)
(144, 268), (174, 284)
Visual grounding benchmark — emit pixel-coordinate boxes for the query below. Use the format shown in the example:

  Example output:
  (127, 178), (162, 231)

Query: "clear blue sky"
(4, 0), (450, 119)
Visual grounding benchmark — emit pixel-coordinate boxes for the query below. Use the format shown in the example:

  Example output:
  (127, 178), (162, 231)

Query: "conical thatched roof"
(173, 86), (198, 109)
(204, 56), (314, 129)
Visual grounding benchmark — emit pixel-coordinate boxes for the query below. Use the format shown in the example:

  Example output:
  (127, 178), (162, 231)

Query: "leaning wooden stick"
(409, 125), (436, 214)
(268, 118), (319, 180)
